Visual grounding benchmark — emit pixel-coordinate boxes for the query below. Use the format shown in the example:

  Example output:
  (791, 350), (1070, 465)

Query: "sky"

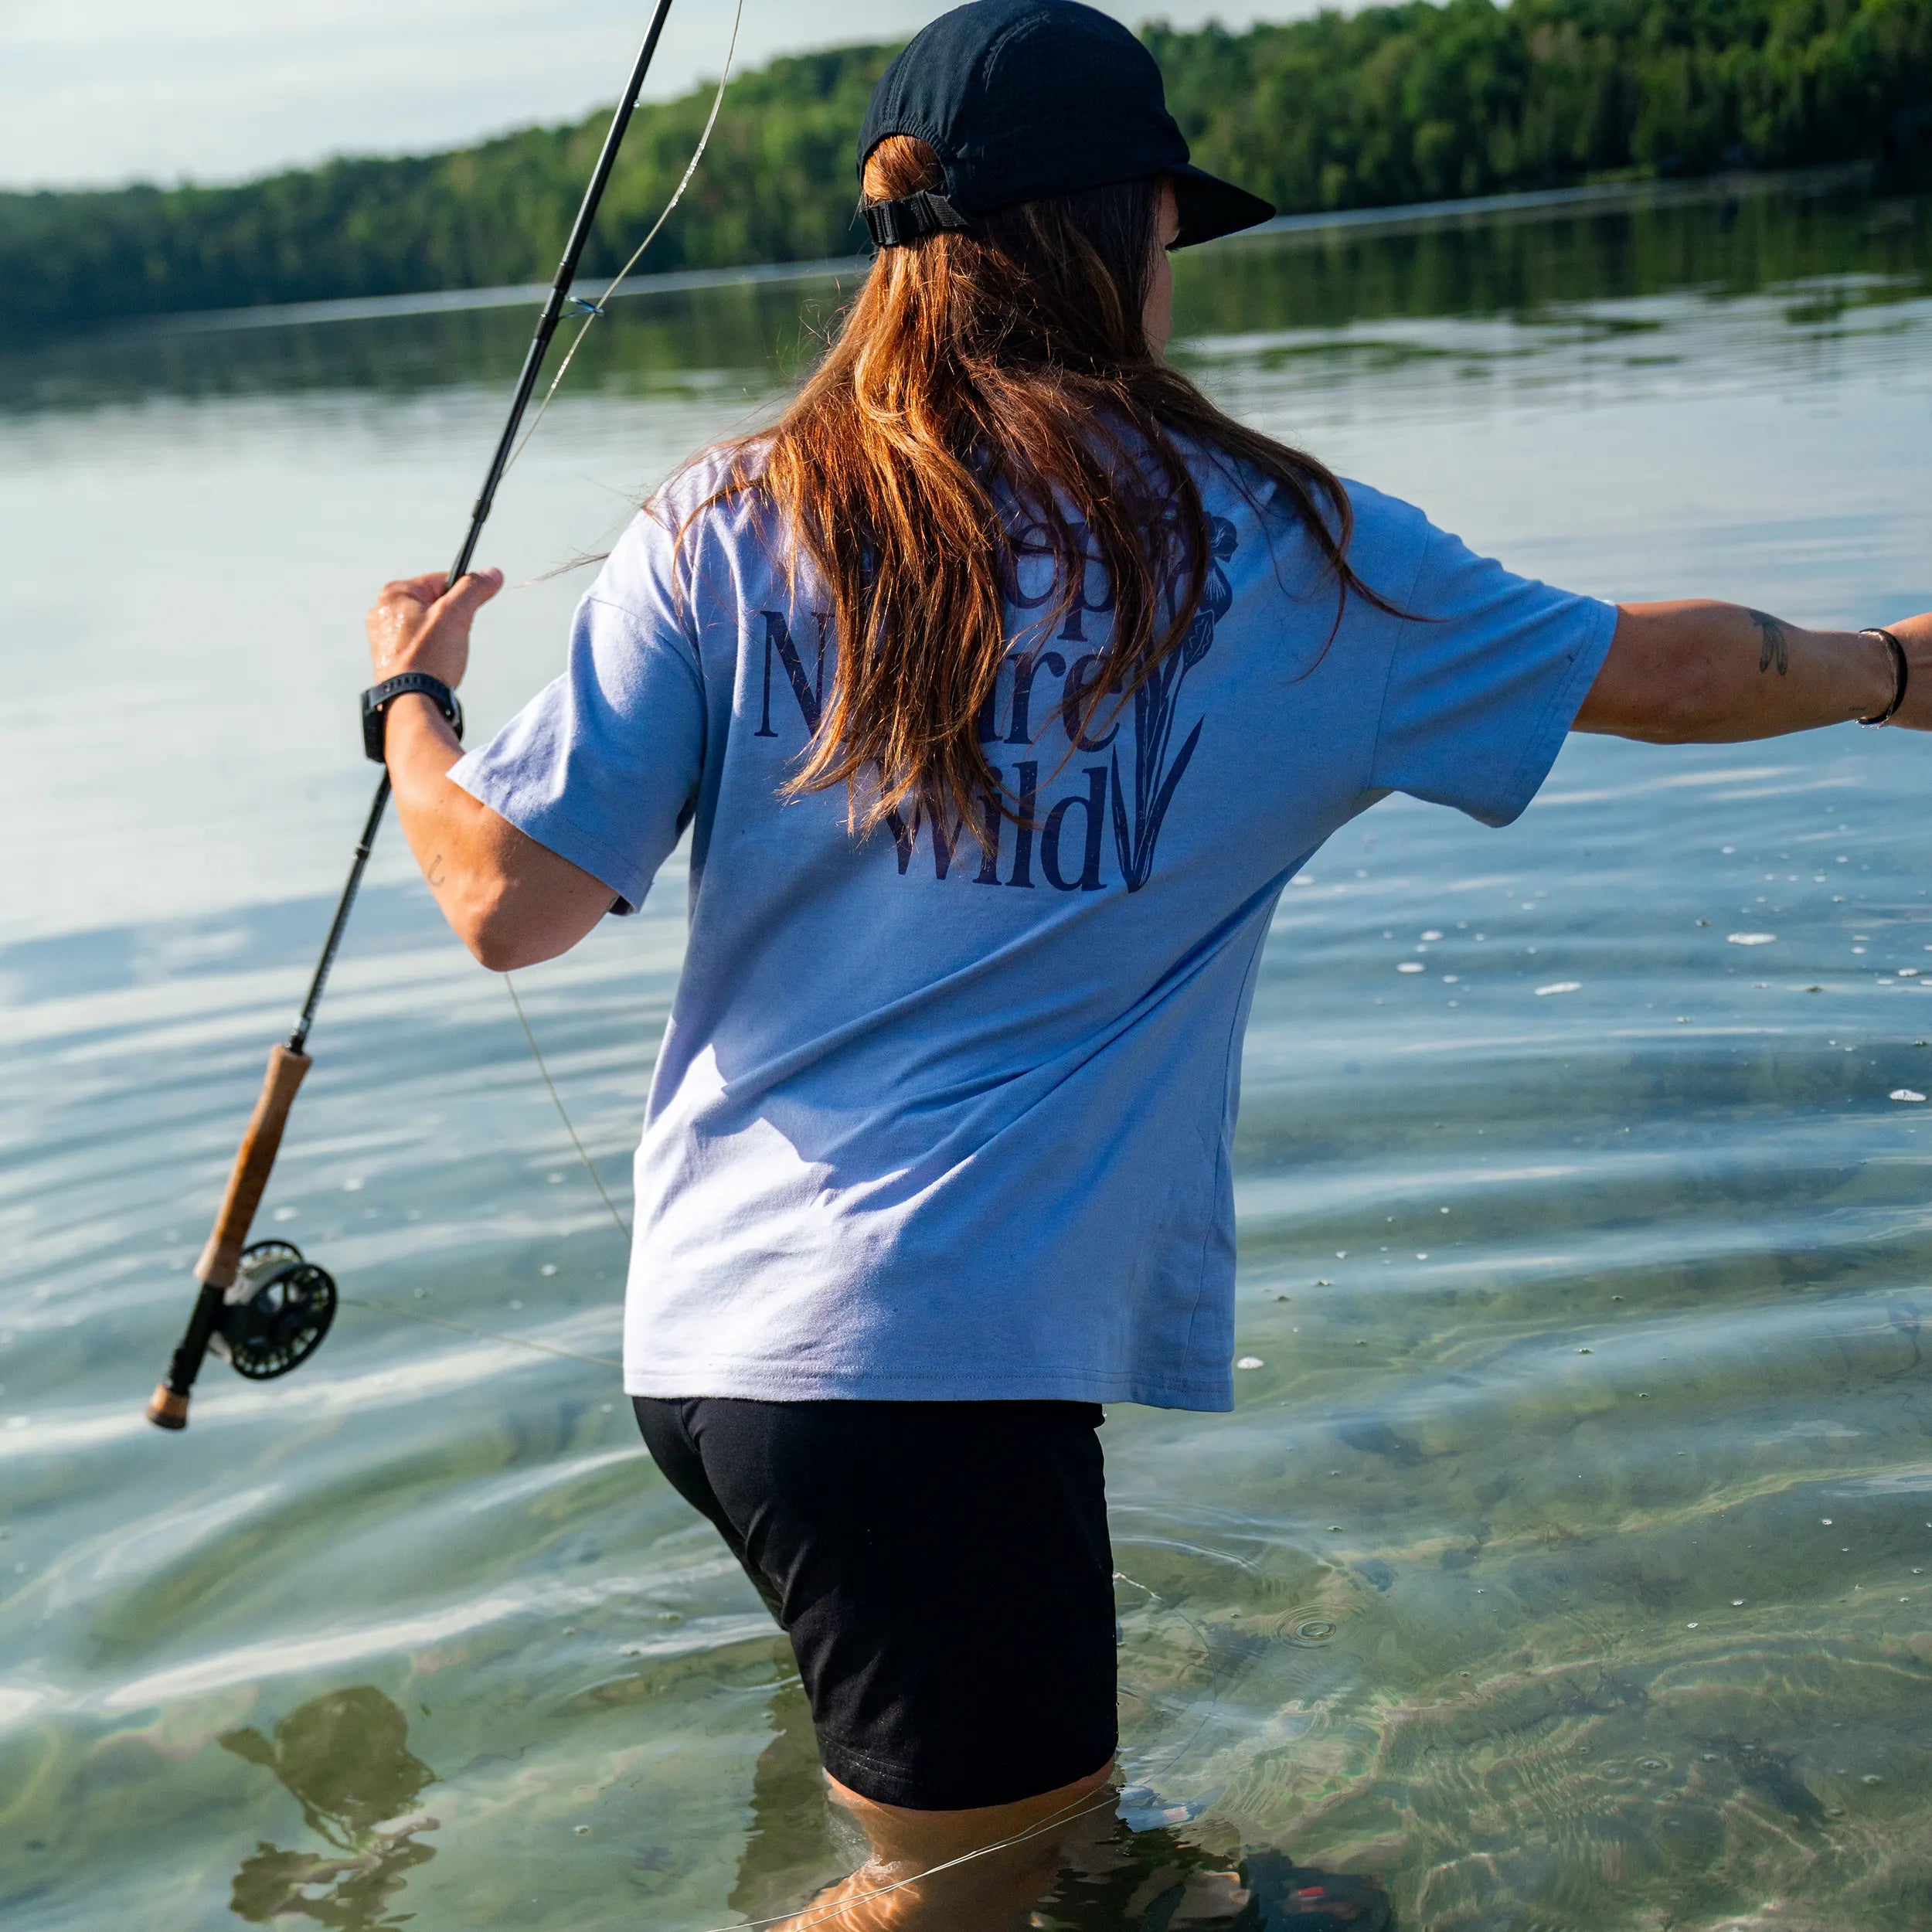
(0, 0), (1327, 192)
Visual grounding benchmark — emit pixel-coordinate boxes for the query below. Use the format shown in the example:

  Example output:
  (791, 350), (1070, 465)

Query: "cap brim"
(1168, 163), (1275, 248)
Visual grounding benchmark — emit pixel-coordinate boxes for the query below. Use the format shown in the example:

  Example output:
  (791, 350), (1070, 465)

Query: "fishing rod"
(145, 0), (680, 1430)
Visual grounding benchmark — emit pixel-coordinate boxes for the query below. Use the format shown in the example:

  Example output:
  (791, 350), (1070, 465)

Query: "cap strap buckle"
(862, 190), (969, 249)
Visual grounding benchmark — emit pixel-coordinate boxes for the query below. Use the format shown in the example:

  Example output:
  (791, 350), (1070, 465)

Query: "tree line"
(3, 0), (1927, 334)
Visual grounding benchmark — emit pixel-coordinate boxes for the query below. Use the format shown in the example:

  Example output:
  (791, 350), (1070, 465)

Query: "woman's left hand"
(366, 567), (504, 689)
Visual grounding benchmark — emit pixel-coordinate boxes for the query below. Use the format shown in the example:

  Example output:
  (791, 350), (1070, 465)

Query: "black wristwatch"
(362, 672), (464, 764)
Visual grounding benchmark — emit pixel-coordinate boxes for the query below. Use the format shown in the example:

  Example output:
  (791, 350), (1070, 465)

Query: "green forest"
(4, 0), (1929, 333)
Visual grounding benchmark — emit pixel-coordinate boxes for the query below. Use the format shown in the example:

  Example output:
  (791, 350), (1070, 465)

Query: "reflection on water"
(727, 1683), (846, 1925)
(5, 173), (1923, 423)
(2, 176), (1932, 1929)
(222, 1688), (437, 1929)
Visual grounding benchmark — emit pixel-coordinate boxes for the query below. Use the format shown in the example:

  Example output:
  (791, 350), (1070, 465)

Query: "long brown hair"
(707, 134), (1379, 835)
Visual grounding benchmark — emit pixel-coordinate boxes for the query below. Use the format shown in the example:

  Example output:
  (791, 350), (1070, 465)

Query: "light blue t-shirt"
(451, 446), (1617, 1410)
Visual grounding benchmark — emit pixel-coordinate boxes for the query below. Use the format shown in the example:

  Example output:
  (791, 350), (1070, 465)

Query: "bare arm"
(1575, 602), (1932, 741)
(366, 570), (615, 972)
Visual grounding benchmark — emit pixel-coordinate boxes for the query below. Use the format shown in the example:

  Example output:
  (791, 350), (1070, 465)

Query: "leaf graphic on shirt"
(1108, 516), (1234, 892)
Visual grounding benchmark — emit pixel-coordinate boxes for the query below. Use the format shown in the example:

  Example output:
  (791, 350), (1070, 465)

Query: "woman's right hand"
(365, 567), (503, 691)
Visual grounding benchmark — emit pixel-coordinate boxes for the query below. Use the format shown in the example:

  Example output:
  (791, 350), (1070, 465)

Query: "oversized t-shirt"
(451, 445), (1617, 1410)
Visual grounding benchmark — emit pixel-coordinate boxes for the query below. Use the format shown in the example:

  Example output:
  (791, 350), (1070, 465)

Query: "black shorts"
(634, 1396), (1117, 1811)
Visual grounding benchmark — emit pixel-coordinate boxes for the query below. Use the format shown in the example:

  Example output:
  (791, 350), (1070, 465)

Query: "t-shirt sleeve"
(448, 519), (706, 915)
(1367, 512), (1618, 828)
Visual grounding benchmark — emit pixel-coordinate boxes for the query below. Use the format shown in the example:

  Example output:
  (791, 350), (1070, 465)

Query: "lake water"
(5, 175), (1932, 1930)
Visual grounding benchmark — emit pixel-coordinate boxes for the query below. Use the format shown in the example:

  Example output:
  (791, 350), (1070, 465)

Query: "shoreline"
(1241, 158), (1872, 240)
(106, 160), (1883, 341)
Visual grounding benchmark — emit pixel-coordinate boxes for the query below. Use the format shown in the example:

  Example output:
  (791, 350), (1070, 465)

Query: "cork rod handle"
(192, 1044), (311, 1291)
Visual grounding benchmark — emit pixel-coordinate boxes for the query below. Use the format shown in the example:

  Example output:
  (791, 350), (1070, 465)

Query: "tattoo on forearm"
(427, 853), (446, 887)
(1749, 609), (1790, 675)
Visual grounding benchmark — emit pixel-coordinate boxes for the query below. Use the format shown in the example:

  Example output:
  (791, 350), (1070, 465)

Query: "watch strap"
(362, 672), (464, 764)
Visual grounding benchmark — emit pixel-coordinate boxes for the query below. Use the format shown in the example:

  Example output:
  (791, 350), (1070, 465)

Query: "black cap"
(858, 0), (1274, 250)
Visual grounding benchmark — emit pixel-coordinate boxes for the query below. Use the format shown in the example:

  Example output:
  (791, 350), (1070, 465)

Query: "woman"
(362, 3), (1927, 1924)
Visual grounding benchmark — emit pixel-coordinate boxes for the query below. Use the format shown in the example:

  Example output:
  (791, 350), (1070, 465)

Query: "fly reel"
(211, 1240), (338, 1380)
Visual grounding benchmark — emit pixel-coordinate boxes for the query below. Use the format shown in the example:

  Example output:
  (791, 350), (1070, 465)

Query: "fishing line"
(685, 1787), (1124, 1932)
(503, 971), (632, 1241)
(486, 1), (747, 1246)
(504, 0), (745, 478)
(285, 0), (740, 1426)
(339, 1294), (621, 1369)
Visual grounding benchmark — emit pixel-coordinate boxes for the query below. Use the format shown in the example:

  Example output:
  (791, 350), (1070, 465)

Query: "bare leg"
(771, 1762), (1117, 1930)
